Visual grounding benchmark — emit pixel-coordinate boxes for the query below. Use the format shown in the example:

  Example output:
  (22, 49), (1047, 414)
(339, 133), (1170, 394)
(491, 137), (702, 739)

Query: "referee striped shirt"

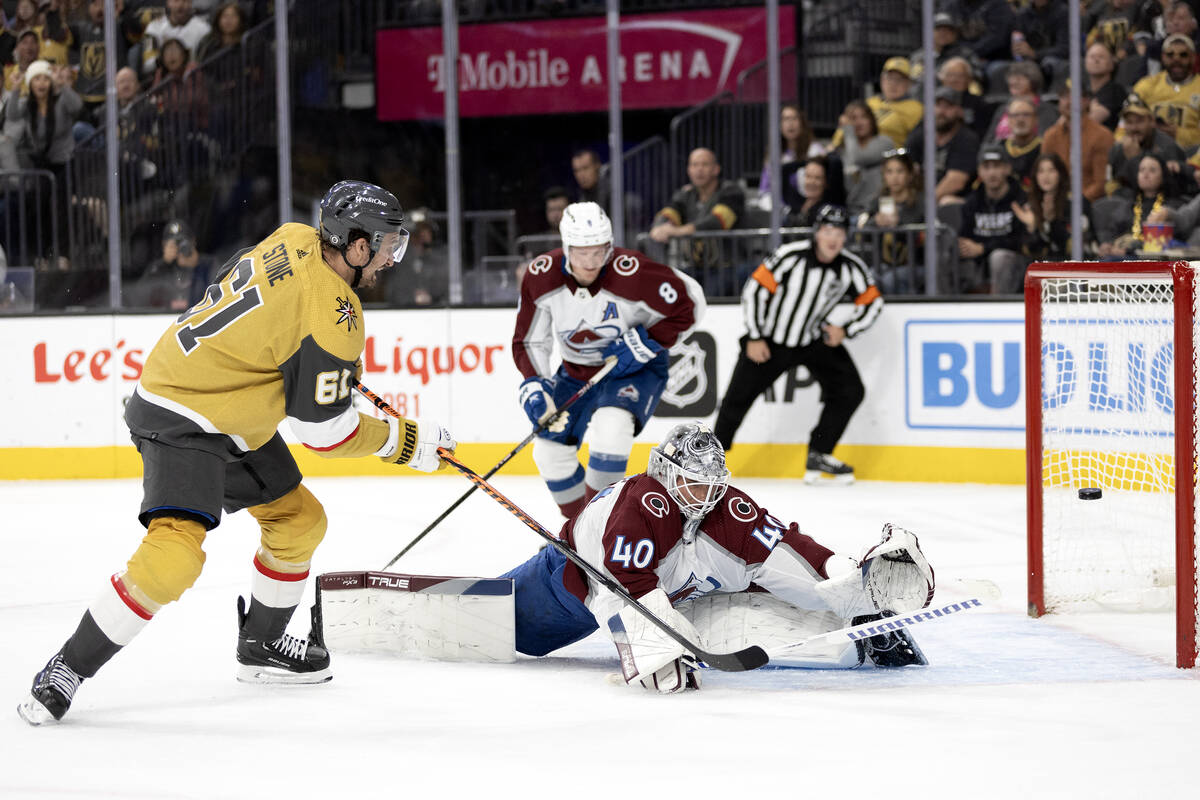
(742, 238), (883, 348)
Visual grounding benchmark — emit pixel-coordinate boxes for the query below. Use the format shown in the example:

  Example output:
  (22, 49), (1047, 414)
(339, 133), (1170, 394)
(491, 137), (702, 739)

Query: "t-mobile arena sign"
(376, 7), (796, 120)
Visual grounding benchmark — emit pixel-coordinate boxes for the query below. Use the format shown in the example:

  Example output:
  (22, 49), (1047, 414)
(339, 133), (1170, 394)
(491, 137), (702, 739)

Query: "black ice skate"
(17, 650), (84, 725)
(852, 611), (929, 667)
(804, 451), (855, 485)
(236, 596), (332, 684)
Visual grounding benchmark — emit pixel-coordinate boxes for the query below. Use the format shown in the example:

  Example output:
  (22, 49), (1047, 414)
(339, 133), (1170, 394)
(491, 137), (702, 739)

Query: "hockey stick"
(357, 357), (618, 569)
(436, 447), (769, 673)
(766, 598), (986, 658)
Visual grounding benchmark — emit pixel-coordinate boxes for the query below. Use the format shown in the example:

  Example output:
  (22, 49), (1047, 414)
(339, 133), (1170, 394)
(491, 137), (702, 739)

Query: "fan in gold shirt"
(1132, 33), (1200, 151)
(18, 181), (458, 726)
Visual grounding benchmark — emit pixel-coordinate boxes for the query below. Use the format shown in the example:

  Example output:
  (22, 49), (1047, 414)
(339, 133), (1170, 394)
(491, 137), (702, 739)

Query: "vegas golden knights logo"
(82, 43), (105, 80)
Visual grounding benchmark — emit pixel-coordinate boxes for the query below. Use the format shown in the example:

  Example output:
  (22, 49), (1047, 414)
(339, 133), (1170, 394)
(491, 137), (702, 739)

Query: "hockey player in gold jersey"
(18, 181), (457, 725)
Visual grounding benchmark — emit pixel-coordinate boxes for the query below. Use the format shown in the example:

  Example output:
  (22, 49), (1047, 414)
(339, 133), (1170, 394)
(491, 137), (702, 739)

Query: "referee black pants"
(713, 337), (865, 455)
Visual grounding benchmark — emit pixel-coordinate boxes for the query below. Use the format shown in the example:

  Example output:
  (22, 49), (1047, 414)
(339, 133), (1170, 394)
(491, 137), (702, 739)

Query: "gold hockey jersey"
(128, 222), (390, 459)
(1133, 72), (1200, 150)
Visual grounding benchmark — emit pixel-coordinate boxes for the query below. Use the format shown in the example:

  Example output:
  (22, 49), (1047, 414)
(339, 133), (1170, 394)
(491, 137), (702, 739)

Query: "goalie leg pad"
(607, 587), (704, 692)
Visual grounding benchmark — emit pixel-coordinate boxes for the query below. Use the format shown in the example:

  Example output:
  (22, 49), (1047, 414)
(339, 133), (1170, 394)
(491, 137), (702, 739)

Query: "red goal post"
(1024, 261), (1198, 669)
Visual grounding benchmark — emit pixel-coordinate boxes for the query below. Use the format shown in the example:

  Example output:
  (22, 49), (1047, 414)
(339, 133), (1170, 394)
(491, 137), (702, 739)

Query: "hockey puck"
(1078, 487), (1102, 500)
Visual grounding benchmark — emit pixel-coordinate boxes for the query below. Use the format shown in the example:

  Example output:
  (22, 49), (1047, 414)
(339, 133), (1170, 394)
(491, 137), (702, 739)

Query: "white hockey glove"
(378, 417), (456, 472)
(860, 523), (935, 613)
(607, 587), (702, 694)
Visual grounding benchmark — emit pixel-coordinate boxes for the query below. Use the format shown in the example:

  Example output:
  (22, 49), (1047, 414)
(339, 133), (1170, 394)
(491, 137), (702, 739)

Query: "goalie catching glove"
(602, 325), (664, 378)
(376, 416), (456, 472)
(518, 376), (567, 433)
(607, 588), (702, 694)
(815, 523), (935, 619)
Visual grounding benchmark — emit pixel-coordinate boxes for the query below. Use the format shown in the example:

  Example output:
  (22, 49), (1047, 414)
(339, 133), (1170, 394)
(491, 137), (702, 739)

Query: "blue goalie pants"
(499, 545), (599, 657)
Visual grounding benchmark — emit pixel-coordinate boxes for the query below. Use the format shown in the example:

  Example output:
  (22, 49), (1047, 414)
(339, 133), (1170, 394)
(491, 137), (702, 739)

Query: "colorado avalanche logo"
(727, 495), (758, 522)
(641, 491), (670, 518)
(334, 296), (358, 332)
(528, 255), (553, 275)
(612, 254), (640, 276)
(617, 384), (640, 403)
(562, 321), (622, 355)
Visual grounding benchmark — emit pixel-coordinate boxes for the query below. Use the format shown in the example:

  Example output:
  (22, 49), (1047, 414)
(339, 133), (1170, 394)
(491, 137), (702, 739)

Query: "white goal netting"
(1038, 275), (1182, 612)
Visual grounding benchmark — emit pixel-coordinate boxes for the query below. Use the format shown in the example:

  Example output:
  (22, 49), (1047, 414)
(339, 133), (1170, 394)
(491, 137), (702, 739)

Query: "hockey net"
(1025, 261), (1199, 668)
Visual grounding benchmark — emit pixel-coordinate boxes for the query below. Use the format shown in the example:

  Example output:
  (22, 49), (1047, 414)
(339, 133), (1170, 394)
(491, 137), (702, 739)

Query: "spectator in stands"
(132, 219), (215, 310)
(1013, 152), (1093, 262)
(385, 217), (448, 308)
(28, 0), (69, 67)
(836, 99), (892, 217)
(1085, 41), (1128, 130)
(957, 144), (1027, 294)
(909, 12), (979, 84)
(944, 0), (1016, 64)
(785, 156), (843, 227)
(194, 1), (247, 64)
(997, 98), (1042, 191)
(650, 146), (744, 295)
(138, 0), (212, 79)
(571, 148), (611, 210)
(937, 55), (991, 141)
(69, 0), (135, 136)
(868, 57), (923, 148)
(3, 29), (40, 98)
(758, 104), (825, 205)
(1041, 79), (1113, 201)
(1085, 0), (1154, 86)
(1040, 80), (1114, 202)
(984, 62), (1057, 144)
(1000, 0), (1070, 92)
(152, 37), (208, 130)
(1096, 152), (1184, 257)
(1106, 92), (1187, 198)
(865, 147), (932, 294)
(1132, 32), (1200, 151)
(520, 185), (568, 262)
(904, 86), (980, 203)
(4, 59), (80, 270)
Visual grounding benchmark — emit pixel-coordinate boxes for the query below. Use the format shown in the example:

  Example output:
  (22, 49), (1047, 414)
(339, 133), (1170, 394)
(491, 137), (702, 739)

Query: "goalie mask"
(647, 422), (731, 521)
(319, 180), (410, 287)
(560, 201), (613, 273)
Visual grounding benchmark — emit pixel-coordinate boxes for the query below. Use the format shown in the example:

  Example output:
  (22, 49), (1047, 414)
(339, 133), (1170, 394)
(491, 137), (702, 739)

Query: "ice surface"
(2, 475), (1196, 798)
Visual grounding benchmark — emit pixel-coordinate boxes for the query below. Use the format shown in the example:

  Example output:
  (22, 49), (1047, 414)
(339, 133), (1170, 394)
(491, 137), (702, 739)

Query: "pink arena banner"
(375, 7), (796, 120)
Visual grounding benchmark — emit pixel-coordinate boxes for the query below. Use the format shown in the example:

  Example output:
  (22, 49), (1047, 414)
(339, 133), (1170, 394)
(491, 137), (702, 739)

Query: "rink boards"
(0, 302), (1035, 482)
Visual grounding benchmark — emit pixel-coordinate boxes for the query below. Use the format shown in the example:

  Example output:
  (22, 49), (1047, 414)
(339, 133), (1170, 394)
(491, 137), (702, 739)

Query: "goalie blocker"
(310, 572), (516, 663)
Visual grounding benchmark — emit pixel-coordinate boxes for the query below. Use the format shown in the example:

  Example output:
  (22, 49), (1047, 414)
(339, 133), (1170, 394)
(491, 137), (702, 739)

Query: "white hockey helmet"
(647, 422), (731, 521)
(559, 201), (613, 269)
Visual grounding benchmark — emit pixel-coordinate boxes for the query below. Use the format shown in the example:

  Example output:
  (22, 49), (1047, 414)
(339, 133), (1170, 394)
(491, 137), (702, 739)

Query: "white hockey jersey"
(512, 247), (706, 382)
(560, 473), (839, 628)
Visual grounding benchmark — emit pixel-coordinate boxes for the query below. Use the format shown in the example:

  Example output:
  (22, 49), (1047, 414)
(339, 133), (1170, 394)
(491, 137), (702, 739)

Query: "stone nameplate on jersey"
(310, 572), (516, 663)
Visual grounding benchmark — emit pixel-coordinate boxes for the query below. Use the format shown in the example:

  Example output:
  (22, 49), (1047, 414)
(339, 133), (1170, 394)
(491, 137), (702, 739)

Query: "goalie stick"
(766, 598), (986, 659)
(356, 356), (617, 570)
(434, 447), (769, 673)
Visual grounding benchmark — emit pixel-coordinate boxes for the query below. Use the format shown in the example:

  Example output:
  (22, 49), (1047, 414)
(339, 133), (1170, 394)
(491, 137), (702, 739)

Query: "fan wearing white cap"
(513, 201), (706, 520)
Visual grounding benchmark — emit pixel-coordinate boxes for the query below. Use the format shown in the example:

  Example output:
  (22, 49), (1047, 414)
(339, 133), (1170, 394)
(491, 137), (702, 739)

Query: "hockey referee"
(713, 204), (883, 484)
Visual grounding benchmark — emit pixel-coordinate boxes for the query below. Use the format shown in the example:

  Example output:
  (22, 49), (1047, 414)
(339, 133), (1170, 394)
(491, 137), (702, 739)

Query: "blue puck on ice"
(1078, 487), (1102, 500)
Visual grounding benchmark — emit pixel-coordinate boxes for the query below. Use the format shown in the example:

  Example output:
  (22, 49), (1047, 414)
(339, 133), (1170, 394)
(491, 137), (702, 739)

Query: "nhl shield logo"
(659, 331), (717, 416)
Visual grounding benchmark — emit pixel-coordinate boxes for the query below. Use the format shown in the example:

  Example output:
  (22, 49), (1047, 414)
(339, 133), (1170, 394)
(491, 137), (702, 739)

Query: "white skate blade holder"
(16, 694), (58, 726)
(236, 664), (333, 685)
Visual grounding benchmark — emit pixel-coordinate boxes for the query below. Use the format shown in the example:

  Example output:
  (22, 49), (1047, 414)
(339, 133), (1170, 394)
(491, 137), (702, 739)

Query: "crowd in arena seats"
(563, 0), (1200, 298)
(0, 0), (266, 292)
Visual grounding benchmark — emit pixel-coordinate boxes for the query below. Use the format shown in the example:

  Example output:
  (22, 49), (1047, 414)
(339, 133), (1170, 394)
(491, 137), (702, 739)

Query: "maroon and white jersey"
(560, 474), (838, 625)
(512, 248), (705, 382)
